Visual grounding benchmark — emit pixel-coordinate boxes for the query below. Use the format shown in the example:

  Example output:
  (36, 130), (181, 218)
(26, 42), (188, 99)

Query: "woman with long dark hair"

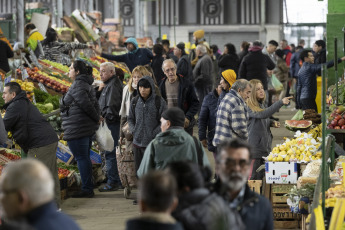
(60, 60), (100, 198)
(39, 28), (89, 65)
(218, 43), (240, 75)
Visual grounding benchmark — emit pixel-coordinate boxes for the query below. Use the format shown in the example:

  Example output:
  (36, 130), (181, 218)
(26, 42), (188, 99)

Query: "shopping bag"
(95, 122), (114, 152)
(271, 74), (283, 93)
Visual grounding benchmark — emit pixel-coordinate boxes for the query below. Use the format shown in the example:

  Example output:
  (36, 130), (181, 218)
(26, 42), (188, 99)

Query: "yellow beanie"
(193, 30), (205, 40)
(221, 69), (237, 87)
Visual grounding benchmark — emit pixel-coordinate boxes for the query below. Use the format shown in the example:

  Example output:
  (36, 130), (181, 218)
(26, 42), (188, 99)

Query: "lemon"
(279, 150), (287, 156)
(304, 157), (310, 162)
(299, 155), (304, 161)
(272, 157), (277, 162)
(272, 147), (279, 154)
(287, 149), (294, 155)
(279, 145), (286, 151)
(300, 145), (306, 152)
(296, 150), (301, 155)
(306, 151), (312, 157)
(316, 156), (321, 160)
(285, 156), (290, 162)
(277, 156), (284, 162)
(267, 155), (273, 161)
(312, 156), (316, 160)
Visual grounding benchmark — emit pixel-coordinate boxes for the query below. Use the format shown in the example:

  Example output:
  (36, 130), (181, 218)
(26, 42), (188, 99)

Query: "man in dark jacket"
(97, 62), (123, 192)
(198, 83), (222, 153)
(297, 50), (345, 111)
(174, 42), (193, 80)
(213, 138), (273, 230)
(162, 39), (178, 63)
(0, 159), (81, 230)
(2, 82), (60, 206)
(0, 40), (14, 73)
(126, 171), (183, 230)
(151, 44), (166, 86)
(313, 40), (327, 76)
(95, 37), (153, 72)
(238, 41), (275, 91)
(160, 59), (200, 135)
(193, 44), (213, 107)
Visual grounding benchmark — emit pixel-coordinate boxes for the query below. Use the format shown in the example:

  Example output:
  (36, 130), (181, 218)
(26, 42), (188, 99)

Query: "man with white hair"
(193, 44), (213, 108)
(0, 159), (81, 230)
(97, 62), (123, 191)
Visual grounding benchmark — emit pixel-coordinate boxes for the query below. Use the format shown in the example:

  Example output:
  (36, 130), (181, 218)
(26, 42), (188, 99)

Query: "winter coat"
(297, 59), (340, 101)
(198, 89), (218, 152)
(126, 214), (183, 230)
(159, 75), (199, 122)
(290, 48), (303, 78)
(213, 89), (249, 146)
(0, 40), (14, 72)
(314, 48), (327, 76)
(193, 54), (213, 88)
(237, 50), (248, 66)
(3, 91), (58, 153)
(137, 128), (210, 177)
(0, 116), (7, 146)
(128, 76), (166, 147)
(238, 51), (275, 90)
(273, 58), (289, 82)
(213, 182), (273, 230)
(151, 55), (165, 86)
(173, 188), (245, 230)
(27, 202), (81, 230)
(60, 74), (100, 141)
(26, 29), (44, 52)
(248, 100), (283, 158)
(101, 48), (153, 72)
(177, 54), (193, 80)
(39, 41), (88, 65)
(218, 53), (240, 75)
(98, 76), (123, 124)
(282, 47), (292, 67)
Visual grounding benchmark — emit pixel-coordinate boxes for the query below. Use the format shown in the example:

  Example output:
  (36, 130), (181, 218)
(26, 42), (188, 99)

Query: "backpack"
(131, 95), (161, 122)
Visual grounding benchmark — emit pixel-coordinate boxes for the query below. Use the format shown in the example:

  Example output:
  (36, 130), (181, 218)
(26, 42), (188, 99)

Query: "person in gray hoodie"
(128, 76), (166, 172)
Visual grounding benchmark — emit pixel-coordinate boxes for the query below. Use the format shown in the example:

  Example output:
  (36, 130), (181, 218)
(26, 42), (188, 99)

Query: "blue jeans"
(68, 136), (93, 193)
(105, 121), (121, 185)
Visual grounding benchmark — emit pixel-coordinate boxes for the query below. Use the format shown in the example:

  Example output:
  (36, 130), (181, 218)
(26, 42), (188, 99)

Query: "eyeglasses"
(164, 67), (176, 73)
(222, 158), (250, 168)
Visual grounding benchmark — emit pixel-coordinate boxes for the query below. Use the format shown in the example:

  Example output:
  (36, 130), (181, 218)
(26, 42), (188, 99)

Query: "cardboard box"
(104, 18), (121, 24)
(26, 2), (44, 9)
(56, 142), (74, 165)
(90, 149), (102, 164)
(265, 162), (298, 184)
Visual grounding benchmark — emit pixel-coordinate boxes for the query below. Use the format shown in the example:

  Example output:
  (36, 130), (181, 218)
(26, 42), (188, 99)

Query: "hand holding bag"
(96, 121), (114, 151)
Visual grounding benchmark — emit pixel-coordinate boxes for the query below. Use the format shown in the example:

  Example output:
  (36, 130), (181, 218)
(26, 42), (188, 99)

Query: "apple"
(342, 125), (345, 129)
(335, 115), (342, 121)
(328, 125), (334, 129)
(335, 126), (341, 129)
(338, 119), (345, 126)
(331, 120), (338, 126)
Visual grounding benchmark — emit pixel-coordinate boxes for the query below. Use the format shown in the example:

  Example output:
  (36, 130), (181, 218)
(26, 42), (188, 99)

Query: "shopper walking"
(151, 44), (165, 86)
(174, 42), (193, 80)
(246, 79), (291, 179)
(274, 49), (289, 100)
(218, 43), (239, 75)
(60, 60), (100, 198)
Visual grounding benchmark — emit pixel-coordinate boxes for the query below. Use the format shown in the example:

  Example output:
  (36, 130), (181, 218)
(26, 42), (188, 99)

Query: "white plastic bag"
(96, 122), (114, 152)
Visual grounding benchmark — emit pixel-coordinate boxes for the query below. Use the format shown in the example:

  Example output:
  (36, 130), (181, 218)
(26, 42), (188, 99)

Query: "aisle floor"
(62, 104), (298, 230)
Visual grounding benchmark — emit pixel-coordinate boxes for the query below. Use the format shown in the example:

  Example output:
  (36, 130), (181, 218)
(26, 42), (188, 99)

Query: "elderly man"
(213, 79), (251, 146)
(213, 139), (273, 230)
(137, 107), (210, 177)
(94, 37), (153, 72)
(126, 171), (183, 230)
(0, 159), (81, 230)
(193, 44), (213, 107)
(97, 62), (123, 192)
(2, 82), (60, 207)
(159, 59), (199, 135)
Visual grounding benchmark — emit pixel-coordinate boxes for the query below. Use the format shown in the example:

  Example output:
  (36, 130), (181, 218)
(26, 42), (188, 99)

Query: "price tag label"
(22, 68), (29, 80)
(38, 82), (48, 93)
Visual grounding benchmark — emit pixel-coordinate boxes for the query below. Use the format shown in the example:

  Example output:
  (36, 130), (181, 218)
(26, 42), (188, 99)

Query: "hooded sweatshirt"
(137, 127), (210, 177)
(127, 76), (166, 147)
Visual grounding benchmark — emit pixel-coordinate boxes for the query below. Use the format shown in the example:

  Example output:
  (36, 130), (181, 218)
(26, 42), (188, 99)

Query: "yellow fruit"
(272, 147), (279, 154)
(296, 150), (301, 155)
(272, 157), (277, 162)
(304, 157), (310, 162)
(299, 155), (304, 161)
(300, 145), (306, 152)
(312, 156), (316, 160)
(306, 151), (312, 157)
(279, 150), (287, 156)
(285, 156), (290, 162)
(267, 155), (273, 161)
(279, 145), (286, 151)
(287, 149), (294, 155)
(277, 156), (284, 162)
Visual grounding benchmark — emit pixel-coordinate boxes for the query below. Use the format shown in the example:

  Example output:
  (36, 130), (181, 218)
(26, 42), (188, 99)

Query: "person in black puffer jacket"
(3, 82), (60, 207)
(151, 44), (166, 86)
(218, 43), (240, 75)
(60, 60), (100, 198)
(167, 161), (245, 230)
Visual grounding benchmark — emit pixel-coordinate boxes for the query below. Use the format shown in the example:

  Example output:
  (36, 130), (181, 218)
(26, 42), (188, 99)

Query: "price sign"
(38, 82), (48, 93)
(22, 68), (29, 80)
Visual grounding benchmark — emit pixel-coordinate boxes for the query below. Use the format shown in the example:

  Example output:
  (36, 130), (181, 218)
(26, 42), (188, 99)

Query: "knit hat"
(221, 69), (237, 87)
(161, 107), (185, 127)
(124, 37), (139, 49)
(193, 30), (205, 40)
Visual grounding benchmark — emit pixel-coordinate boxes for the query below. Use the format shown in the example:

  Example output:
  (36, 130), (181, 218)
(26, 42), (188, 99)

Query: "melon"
(285, 120), (312, 131)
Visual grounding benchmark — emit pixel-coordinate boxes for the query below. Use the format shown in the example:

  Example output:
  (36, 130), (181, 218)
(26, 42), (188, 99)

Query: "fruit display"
(40, 59), (69, 73)
(327, 105), (345, 129)
(58, 167), (70, 179)
(11, 79), (35, 100)
(0, 149), (20, 161)
(28, 70), (71, 94)
(266, 124), (322, 163)
(303, 109), (321, 124)
(285, 120), (312, 131)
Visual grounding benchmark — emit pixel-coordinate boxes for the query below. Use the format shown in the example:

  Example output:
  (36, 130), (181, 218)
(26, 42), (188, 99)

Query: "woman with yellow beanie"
(218, 69), (237, 107)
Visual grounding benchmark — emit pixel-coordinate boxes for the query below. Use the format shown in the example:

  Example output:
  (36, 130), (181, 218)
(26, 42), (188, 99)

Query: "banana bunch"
(308, 123), (322, 139)
(14, 79), (35, 92)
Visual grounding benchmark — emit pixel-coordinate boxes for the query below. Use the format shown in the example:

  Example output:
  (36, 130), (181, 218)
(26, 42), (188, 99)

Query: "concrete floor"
(61, 104), (298, 230)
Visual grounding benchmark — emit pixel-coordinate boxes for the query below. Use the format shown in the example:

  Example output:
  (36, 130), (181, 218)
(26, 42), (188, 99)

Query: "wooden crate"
(248, 180), (262, 194)
(274, 220), (299, 229)
(271, 184), (295, 206)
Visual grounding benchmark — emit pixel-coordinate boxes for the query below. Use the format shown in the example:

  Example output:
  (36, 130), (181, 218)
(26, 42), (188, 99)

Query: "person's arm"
(266, 54), (276, 70)
(101, 52), (126, 62)
(185, 84), (200, 121)
(286, 52), (292, 67)
(137, 143), (155, 178)
(238, 59), (246, 79)
(127, 97), (136, 134)
(177, 59), (188, 77)
(198, 97), (210, 141)
(26, 39), (38, 52)
(230, 103), (248, 140)
(312, 57), (344, 74)
(73, 86), (99, 122)
(248, 100), (283, 119)
(3, 105), (21, 132)
(152, 98), (166, 136)
(146, 48), (153, 60)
